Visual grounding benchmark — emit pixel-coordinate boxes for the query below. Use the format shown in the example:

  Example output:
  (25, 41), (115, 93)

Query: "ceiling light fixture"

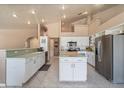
(31, 10), (36, 14)
(63, 14), (66, 19)
(27, 21), (31, 24)
(41, 19), (45, 23)
(83, 11), (88, 15)
(95, 4), (104, 6)
(62, 5), (65, 10)
(12, 13), (17, 18)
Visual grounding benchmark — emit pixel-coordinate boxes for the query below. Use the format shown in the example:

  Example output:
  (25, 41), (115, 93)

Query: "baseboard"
(88, 63), (95, 68)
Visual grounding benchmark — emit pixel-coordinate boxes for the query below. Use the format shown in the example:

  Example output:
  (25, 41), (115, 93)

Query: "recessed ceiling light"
(94, 4), (104, 7)
(31, 10), (36, 14)
(12, 13), (17, 18)
(63, 14), (66, 19)
(41, 19), (45, 23)
(83, 11), (88, 15)
(62, 5), (65, 10)
(27, 21), (31, 24)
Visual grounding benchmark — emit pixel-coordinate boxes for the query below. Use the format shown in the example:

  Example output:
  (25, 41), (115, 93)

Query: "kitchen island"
(59, 51), (87, 82)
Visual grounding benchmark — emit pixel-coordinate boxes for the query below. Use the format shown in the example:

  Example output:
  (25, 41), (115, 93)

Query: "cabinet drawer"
(72, 58), (87, 62)
(59, 57), (72, 62)
(60, 57), (87, 63)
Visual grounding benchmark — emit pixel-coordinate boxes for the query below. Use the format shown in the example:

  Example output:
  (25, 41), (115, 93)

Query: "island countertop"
(59, 51), (87, 57)
(59, 51), (87, 82)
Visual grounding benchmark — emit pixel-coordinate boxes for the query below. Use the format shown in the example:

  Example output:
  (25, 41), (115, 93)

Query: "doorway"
(49, 38), (59, 59)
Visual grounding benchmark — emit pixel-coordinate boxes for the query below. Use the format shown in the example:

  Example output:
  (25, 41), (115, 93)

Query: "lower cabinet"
(6, 52), (45, 87)
(24, 57), (34, 83)
(87, 52), (95, 67)
(73, 62), (87, 81)
(6, 58), (25, 87)
(59, 62), (73, 81)
(59, 57), (87, 82)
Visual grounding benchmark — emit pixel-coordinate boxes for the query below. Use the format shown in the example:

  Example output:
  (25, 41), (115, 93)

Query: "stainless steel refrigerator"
(95, 34), (124, 83)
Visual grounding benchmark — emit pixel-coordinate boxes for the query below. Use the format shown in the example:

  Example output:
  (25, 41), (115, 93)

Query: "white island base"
(59, 57), (87, 82)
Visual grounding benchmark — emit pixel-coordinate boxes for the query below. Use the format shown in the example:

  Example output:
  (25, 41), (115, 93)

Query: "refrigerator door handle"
(100, 42), (103, 62)
(98, 40), (102, 62)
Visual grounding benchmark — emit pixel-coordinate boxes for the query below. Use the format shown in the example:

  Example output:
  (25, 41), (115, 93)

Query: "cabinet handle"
(77, 60), (82, 61)
(71, 64), (73, 68)
(64, 59), (68, 61)
(73, 64), (75, 68)
(34, 60), (36, 64)
(71, 64), (75, 68)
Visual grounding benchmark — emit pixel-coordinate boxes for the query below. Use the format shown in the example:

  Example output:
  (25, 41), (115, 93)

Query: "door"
(73, 62), (87, 81)
(113, 35), (124, 83)
(95, 36), (104, 75)
(54, 38), (59, 56)
(59, 62), (73, 81)
(50, 39), (54, 59)
(103, 35), (113, 80)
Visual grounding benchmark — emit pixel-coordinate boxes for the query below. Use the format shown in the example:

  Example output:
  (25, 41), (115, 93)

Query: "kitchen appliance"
(67, 41), (77, 51)
(40, 36), (48, 63)
(95, 34), (124, 83)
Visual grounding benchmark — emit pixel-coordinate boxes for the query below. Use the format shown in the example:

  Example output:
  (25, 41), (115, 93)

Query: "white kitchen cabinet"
(87, 52), (95, 67)
(59, 62), (73, 81)
(24, 57), (34, 83)
(6, 52), (45, 87)
(73, 62), (87, 81)
(59, 57), (87, 82)
(6, 58), (25, 87)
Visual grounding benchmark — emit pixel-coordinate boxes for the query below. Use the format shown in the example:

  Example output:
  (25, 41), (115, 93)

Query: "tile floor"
(23, 57), (124, 88)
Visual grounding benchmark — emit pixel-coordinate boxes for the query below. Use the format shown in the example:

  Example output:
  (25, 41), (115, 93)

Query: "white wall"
(60, 37), (89, 50)
(0, 28), (37, 49)
(30, 37), (39, 48)
(88, 5), (124, 35)
(47, 22), (61, 38)
(61, 25), (88, 36)
(93, 5), (124, 24)
(98, 11), (124, 32)
(88, 18), (101, 35)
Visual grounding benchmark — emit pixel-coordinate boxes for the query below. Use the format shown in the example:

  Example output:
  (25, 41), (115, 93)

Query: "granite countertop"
(7, 52), (44, 58)
(59, 51), (87, 57)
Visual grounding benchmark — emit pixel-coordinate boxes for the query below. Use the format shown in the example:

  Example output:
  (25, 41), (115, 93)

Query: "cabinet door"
(59, 62), (73, 81)
(24, 57), (33, 83)
(39, 53), (45, 67)
(35, 54), (41, 69)
(33, 56), (38, 74)
(73, 62), (87, 81)
(6, 58), (25, 86)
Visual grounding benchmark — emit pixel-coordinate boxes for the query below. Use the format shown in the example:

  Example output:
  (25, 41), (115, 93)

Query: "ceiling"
(0, 4), (118, 28)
